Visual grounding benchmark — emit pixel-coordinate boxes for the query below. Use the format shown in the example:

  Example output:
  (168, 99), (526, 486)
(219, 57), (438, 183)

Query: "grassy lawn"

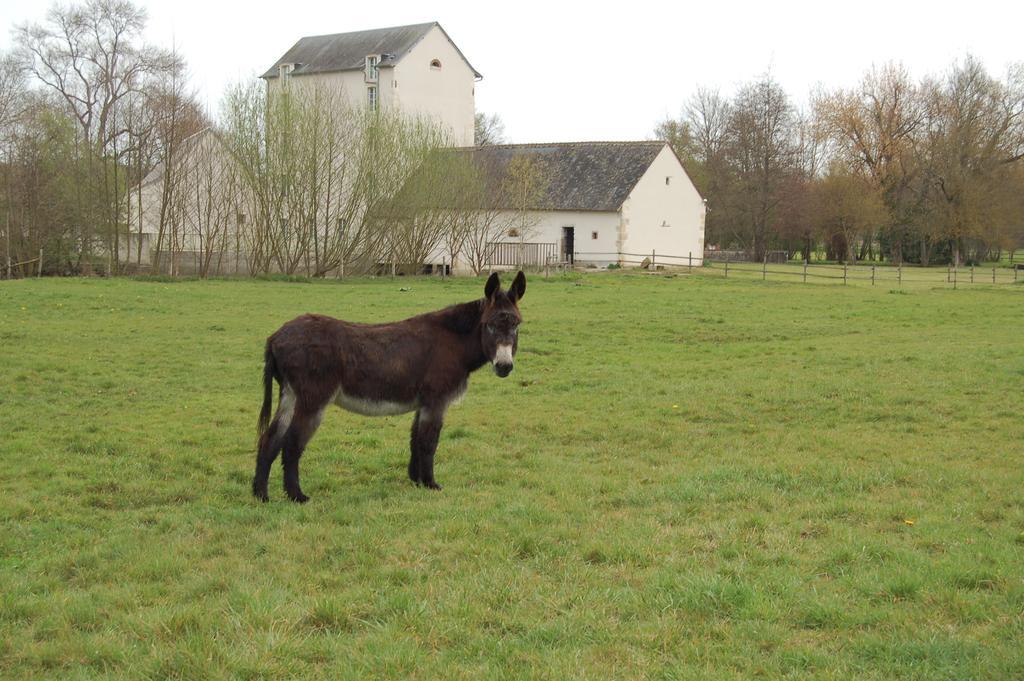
(1, 272), (1022, 679)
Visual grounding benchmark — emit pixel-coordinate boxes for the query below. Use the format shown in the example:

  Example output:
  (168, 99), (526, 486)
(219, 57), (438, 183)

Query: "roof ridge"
(455, 140), (666, 151)
(296, 22), (437, 42)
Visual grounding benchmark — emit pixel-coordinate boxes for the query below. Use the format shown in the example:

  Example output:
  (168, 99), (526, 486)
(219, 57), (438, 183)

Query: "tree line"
(656, 60), (1024, 265)
(4, 2), (1021, 277)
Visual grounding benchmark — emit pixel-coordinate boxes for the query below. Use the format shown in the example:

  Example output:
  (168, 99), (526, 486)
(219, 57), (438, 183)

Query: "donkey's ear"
(484, 272), (500, 300)
(509, 270), (526, 303)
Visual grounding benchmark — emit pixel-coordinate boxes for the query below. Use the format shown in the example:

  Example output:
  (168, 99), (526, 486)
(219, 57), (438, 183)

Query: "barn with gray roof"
(439, 141), (706, 272)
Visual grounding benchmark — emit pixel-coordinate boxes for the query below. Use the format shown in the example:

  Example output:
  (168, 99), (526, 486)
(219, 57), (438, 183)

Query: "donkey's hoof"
(288, 492), (310, 503)
(252, 484), (270, 502)
(423, 481), (442, 491)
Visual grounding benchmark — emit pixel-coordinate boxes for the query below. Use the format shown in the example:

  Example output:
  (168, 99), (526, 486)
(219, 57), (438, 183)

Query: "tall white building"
(262, 22), (480, 146)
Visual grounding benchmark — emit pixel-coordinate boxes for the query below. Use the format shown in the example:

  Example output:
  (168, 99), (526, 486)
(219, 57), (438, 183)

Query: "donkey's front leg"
(409, 408), (444, 490)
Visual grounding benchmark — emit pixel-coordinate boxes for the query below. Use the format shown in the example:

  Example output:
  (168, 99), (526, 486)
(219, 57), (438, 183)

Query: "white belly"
(333, 389), (417, 417)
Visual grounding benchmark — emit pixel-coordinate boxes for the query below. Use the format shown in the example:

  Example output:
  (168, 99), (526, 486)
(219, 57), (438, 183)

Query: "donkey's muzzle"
(493, 344), (514, 378)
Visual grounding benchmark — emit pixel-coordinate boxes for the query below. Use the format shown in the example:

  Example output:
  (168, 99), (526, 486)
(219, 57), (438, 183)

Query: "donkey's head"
(481, 271), (526, 378)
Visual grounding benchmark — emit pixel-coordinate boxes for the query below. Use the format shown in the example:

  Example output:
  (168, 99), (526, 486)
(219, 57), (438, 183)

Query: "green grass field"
(1, 272), (1022, 679)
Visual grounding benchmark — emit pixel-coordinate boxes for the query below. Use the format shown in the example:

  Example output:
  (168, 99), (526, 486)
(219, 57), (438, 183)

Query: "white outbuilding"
(446, 141), (706, 272)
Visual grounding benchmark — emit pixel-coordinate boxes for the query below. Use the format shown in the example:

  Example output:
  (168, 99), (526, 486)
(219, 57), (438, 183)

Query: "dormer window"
(430, 59), (442, 70)
(279, 63), (294, 87)
(365, 55), (380, 83)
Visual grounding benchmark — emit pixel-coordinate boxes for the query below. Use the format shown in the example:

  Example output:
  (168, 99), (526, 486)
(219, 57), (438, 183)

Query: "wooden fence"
(485, 242), (560, 268)
(2, 249), (44, 279)
(568, 250), (1022, 288)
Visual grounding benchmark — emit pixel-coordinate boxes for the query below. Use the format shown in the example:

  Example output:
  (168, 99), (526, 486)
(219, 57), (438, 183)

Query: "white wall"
(620, 146), (705, 266)
(267, 68), (378, 111)
(526, 210), (621, 267)
(438, 210), (621, 273)
(391, 26), (476, 146)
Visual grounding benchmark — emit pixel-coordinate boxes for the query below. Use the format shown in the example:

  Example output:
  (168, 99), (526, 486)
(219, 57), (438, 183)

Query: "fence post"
(1015, 266), (1019, 283)
(762, 254), (767, 281)
(652, 249), (656, 270)
(688, 251), (692, 274)
(947, 264), (951, 283)
(898, 263), (902, 288)
(970, 264), (974, 284)
(871, 265), (875, 286)
(39, 249), (44, 277)
(843, 262), (847, 286)
(725, 254), (729, 279)
(953, 264), (957, 290)
(992, 266), (996, 284)
(442, 258), (446, 279)
(803, 259), (808, 283)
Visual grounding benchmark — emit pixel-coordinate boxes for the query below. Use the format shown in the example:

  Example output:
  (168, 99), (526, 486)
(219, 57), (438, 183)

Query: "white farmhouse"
(262, 22), (480, 146)
(444, 141), (706, 272)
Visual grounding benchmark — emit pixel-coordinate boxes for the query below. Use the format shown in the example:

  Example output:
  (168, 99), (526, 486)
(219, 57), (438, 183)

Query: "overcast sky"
(2, 0), (1020, 143)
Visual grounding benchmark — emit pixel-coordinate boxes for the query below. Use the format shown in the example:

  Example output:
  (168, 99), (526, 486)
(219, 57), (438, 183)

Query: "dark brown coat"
(252, 271), (526, 502)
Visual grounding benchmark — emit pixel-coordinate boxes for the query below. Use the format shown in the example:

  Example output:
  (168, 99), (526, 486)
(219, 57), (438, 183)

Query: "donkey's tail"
(257, 340), (277, 440)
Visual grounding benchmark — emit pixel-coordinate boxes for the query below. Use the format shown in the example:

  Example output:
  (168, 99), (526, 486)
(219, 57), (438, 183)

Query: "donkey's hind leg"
(252, 424), (283, 502)
(252, 387), (296, 501)
(281, 406), (324, 503)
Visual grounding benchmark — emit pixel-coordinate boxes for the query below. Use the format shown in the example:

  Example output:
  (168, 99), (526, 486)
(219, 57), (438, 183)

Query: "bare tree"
(0, 51), (29, 277)
(474, 112), (506, 146)
(15, 0), (182, 272)
(812, 162), (887, 262)
(723, 75), (800, 260)
(221, 81), (463, 277)
(815, 64), (928, 263)
(922, 56), (1024, 264)
(685, 87), (732, 247)
(501, 155), (548, 266)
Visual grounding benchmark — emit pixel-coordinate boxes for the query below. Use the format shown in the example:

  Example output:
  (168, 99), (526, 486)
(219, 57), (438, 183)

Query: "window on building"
(591, 231), (598, 240)
(279, 63), (294, 87)
(365, 55), (379, 83)
(665, 176), (671, 185)
(367, 85), (378, 111)
(430, 59), (442, 70)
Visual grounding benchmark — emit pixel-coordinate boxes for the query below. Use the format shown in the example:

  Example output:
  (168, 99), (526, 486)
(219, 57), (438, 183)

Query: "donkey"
(252, 271), (526, 502)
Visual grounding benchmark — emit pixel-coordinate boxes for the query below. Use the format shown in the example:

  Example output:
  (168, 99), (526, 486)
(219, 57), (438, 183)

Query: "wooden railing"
(485, 242), (560, 268)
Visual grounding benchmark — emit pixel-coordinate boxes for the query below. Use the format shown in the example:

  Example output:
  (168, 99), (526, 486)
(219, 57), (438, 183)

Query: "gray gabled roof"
(454, 141), (668, 212)
(261, 22), (481, 80)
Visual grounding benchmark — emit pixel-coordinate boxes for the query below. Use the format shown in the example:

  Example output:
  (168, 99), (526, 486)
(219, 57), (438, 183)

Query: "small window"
(367, 86), (378, 111)
(665, 176), (671, 185)
(508, 228), (520, 238)
(279, 63), (294, 87)
(430, 59), (442, 70)
(591, 231), (598, 240)
(236, 212), (246, 225)
(365, 55), (380, 83)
